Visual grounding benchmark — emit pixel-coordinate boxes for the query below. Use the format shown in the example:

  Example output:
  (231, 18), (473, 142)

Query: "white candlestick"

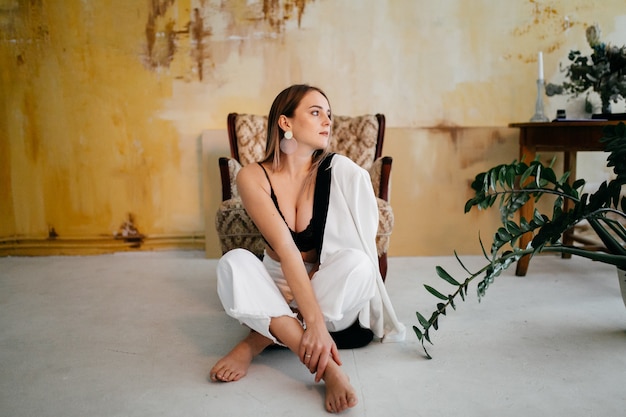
(538, 51), (544, 80)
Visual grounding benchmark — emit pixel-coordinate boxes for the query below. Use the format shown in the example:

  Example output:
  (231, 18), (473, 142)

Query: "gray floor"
(0, 251), (625, 417)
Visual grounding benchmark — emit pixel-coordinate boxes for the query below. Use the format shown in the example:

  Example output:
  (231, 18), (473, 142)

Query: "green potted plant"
(545, 24), (626, 115)
(414, 122), (626, 359)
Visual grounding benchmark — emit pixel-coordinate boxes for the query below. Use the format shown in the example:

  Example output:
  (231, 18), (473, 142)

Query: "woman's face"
(287, 90), (332, 151)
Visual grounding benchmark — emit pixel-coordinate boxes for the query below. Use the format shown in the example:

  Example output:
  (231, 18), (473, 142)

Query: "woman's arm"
(237, 164), (340, 380)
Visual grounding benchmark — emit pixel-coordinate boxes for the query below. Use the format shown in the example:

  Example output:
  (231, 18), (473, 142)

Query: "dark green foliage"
(544, 25), (626, 113)
(415, 123), (626, 358)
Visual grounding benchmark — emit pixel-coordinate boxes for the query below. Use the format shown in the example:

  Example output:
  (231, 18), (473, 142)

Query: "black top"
(258, 153), (333, 253)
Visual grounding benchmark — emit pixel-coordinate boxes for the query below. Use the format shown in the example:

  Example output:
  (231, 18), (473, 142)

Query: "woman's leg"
(209, 330), (273, 382)
(213, 248), (359, 412)
(269, 316), (358, 414)
(312, 248), (378, 332)
(211, 314), (358, 412)
(211, 249), (294, 382)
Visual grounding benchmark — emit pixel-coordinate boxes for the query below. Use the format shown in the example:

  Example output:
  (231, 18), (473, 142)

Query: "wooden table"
(509, 121), (622, 276)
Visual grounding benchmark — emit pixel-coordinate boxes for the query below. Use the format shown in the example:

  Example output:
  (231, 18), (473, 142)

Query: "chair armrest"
(218, 157), (242, 201)
(368, 156), (393, 202)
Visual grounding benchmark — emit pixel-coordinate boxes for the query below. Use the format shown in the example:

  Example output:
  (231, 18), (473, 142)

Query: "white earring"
(280, 130), (297, 154)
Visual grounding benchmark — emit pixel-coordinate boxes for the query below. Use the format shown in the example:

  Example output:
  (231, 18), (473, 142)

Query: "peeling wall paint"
(1, 0), (626, 256)
(144, 0), (178, 69)
(141, 0), (314, 81)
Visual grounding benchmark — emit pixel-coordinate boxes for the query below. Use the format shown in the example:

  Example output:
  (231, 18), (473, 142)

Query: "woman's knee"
(221, 247), (257, 262)
(317, 248), (378, 295)
(218, 248), (257, 269)
(217, 248), (261, 285)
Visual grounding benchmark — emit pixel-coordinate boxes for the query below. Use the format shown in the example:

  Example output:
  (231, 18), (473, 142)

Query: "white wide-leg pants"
(216, 248), (377, 345)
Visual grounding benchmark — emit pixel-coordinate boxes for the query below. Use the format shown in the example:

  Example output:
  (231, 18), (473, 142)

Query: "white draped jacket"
(321, 154), (405, 342)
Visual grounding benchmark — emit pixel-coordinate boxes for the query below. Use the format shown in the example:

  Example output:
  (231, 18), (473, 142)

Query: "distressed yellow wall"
(1, 0), (625, 257)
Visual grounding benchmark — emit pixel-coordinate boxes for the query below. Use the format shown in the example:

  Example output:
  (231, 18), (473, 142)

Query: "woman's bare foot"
(322, 361), (358, 413)
(210, 331), (273, 382)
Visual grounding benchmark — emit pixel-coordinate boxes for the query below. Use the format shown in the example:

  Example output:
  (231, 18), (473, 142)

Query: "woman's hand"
(299, 321), (341, 382)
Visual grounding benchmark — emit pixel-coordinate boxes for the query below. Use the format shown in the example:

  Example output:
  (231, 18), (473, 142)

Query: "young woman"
(210, 84), (405, 413)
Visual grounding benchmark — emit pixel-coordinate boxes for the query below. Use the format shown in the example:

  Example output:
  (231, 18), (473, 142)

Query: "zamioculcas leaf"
(506, 220), (521, 236)
(535, 165), (542, 187)
(572, 178), (586, 190)
(489, 170), (497, 191)
(520, 164), (534, 185)
(436, 266), (461, 286)
(424, 285), (448, 300)
(505, 167), (515, 188)
(543, 167), (557, 183)
(497, 228), (512, 241)
(558, 171), (571, 185)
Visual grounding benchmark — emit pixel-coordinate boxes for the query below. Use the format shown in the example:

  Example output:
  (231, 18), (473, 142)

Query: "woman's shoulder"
(238, 161), (261, 178)
(237, 162), (269, 189)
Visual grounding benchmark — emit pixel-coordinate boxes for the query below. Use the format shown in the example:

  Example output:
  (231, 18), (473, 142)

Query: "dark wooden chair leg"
(378, 253), (388, 282)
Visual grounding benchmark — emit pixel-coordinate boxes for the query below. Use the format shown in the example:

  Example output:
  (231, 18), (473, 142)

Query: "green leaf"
(505, 220), (521, 235)
(412, 325), (423, 341)
(505, 166), (516, 188)
(489, 169), (497, 191)
(542, 166), (557, 183)
(448, 295), (456, 310)
(424, 285), (448, 300)
(535, 165), (542, 187)
(520, 164), (535, 185)
(416, 311), (429, 328)
(435, 266), (461, 286)
(572, 178), (585, 190)
(423, 329), (432, 344)
(548, 155), (557, 169)
(436, 303), (447, 315)
(558, 171), (571, 185)
(533, 209), (544, 225)
(496, 227), (512, 241)
(454, 250), (472, 275)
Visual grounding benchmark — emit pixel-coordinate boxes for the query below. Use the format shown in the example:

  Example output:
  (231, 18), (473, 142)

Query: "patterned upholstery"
(216, 113), (394, 278)
(215, 197), (266, 257)
(329, 115), (379, 170)
(233, 114), (267, 166)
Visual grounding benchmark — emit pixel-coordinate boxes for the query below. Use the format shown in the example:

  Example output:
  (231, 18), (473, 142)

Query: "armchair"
(215, 113), (394, 280)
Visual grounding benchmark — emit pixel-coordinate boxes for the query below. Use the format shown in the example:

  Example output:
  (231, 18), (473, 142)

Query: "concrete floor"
(1, 251), (625, 417)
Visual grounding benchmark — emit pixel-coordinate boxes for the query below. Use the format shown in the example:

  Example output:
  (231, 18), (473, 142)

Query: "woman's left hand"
(299, 321), (341, 382)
